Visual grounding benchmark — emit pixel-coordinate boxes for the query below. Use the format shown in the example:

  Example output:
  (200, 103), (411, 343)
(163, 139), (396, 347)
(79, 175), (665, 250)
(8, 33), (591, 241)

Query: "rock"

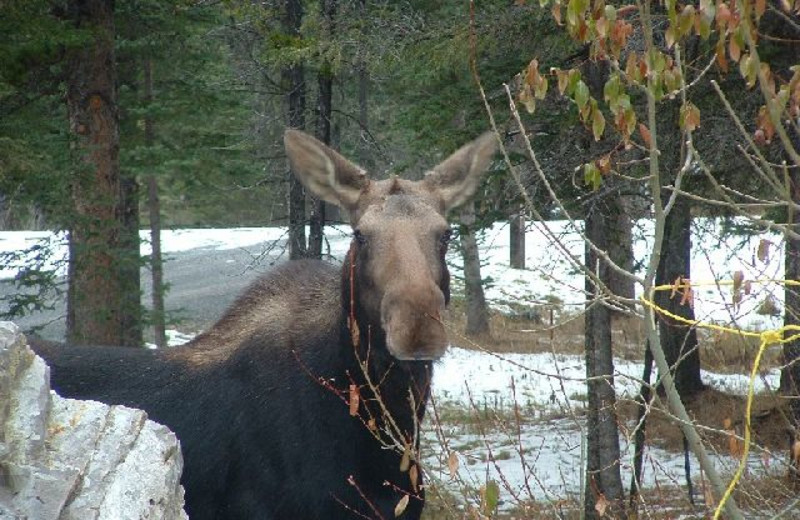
(0, 322), (187, 520)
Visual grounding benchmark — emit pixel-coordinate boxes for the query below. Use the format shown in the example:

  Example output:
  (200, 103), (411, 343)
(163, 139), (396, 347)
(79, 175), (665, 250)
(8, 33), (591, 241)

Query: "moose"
(33, 129), (496, 519)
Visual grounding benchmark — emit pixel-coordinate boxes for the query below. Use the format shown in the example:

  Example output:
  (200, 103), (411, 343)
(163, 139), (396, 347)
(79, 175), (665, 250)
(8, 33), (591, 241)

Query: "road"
(1, 240), (284, 342)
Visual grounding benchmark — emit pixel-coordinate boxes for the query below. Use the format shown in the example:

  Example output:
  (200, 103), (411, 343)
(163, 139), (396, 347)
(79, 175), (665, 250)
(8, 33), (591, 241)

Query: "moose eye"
(439, 229), (452, 247)
(353, 229), (368, 246)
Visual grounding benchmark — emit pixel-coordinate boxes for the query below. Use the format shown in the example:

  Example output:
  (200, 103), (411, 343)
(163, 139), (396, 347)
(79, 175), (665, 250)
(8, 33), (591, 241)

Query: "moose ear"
(284, 129), (368, 209)
(422, 132), (497, 212)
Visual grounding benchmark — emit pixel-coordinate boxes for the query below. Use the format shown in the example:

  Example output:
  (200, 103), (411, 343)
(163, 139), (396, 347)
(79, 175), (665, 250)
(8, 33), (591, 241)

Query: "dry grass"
(445, 298), (783, 373)
(618, 388), (792, 455)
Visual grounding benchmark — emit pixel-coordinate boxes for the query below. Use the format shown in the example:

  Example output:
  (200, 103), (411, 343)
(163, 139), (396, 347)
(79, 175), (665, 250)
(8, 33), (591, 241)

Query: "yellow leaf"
(394, 494), (409, 517)
(409, 464), (419, 492)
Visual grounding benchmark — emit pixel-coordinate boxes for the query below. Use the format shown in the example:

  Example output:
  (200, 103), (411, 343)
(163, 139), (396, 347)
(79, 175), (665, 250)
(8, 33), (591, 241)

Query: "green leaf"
(603, 73), (621, 102)
(584, 162), (602, 190)
(482, 480), (501, 514)
(567, 68), (582, 95)
(574, 80), (589, 109)
(592, 105), (606, 141)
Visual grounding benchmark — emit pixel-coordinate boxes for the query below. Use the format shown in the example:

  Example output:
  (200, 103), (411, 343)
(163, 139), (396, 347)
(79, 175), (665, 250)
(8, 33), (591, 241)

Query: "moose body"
(33, 130), (495, 519)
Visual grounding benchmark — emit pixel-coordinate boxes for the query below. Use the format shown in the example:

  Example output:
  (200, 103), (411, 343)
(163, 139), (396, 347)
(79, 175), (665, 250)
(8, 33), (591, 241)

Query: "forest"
(2, 0), (800, 518)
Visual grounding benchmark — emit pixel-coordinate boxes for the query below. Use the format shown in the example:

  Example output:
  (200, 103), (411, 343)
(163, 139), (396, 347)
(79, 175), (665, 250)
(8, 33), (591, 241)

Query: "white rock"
(0, 322), (187, 519)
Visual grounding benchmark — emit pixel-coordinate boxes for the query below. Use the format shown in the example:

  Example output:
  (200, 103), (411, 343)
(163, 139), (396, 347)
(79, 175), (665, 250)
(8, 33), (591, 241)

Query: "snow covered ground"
(0, 218), (791, 507)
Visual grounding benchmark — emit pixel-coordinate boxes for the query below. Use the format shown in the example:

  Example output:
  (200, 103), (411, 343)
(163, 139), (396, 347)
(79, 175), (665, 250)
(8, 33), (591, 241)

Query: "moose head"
(285, 130), (496, 361)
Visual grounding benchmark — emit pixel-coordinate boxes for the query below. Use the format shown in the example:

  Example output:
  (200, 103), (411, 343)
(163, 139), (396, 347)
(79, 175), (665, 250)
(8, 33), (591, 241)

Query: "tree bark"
(309, 0), (336, 259)
(782, 133), (800, 482)
(654, 191), (704, 400)
(459, 202), (490, 337)
(284, 0), (306, 260)
(143, 56), (166, 349)
(583, 200), (625, 519)
(607, 198), (635, 308)
(509, 210), (525, 269)
(65, 0), (129, 346)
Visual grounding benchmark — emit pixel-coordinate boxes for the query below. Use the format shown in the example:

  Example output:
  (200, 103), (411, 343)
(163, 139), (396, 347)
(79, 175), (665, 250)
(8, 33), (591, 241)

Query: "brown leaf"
(755, 0), (766, 18)
(716, 38), (729, 72)
(448, 450), (459, 479)
(704, 483), (715, 507)
(349, 384), (360, 416)
(394, 494), (410, 517)
(728, 36), (741, 63)
(594, 494), (609, 517)
(552, 1), (562, 25)
(367, 418), (377, 431)
(744, 280), (752, 296)
(349, 317), (360, 347)
(597, 155), (612, 174)
(639, 123), (652, 148)
(758, 239), (771, 262)
(680, 284), (694, 308)
(732, 270), (744, 295)
(409, 464), (419, 492)
(400, 444), (411, 472)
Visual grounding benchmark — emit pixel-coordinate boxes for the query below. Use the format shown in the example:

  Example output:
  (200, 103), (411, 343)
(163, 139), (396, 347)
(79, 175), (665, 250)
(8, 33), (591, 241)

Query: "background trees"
(2, 0), (800, 516)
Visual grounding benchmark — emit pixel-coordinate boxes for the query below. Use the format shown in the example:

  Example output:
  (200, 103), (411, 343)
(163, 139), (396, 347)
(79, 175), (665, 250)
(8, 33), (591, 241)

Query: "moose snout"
(381, 283), (448, 361)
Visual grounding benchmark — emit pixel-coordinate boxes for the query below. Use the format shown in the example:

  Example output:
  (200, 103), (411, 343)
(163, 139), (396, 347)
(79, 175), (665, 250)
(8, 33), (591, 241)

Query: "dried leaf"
(680, 284), (694, 308)
(400, 444), (411, 472)
(409, 464), (419, 492)
(552, 1), (562, 25)
(680, 102), (701, 132)
(394, 494), (410, 517)
(757, 239), (771, 263)
(704, 483), (715, 507)
(349, 384), (359, 416)
(728, 36), (741, 63)
(349, 317), (360, 347)
(595, 494), (609, 517)
(639, 123), (652, 148)
(597, 155), (612, 174)
(755, 0), (766, 18)
(448, 450), (460, 478)
(732, 270), (744, 294)
(367, 418), (377, 431)
(744, 280), (752, 296)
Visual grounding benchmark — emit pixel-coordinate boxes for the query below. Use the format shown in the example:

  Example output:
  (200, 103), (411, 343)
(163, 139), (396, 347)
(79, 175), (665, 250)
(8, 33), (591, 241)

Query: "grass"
(431, 301), (800, 518)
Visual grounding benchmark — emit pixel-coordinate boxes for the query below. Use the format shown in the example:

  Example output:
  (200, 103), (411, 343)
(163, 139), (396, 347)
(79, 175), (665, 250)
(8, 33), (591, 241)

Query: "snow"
(0, 218), (791, 508)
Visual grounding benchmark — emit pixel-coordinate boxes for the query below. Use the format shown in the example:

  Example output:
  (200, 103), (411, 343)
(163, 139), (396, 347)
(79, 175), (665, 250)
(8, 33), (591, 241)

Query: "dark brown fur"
(34, 130), (496, 519)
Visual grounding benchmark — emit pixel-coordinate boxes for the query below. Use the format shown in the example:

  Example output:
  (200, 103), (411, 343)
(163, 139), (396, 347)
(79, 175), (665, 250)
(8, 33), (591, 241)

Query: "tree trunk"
(782, 134), (800, 482)
(584, 200), (625, 519)
(65, 0), (128, 346)
(509, 210), (525, 269)
(654, 191), (704, 400)
(607, 198), (635, 308)
(118, 169), (141, 347)
(459, 202), (489, 337)
(309, 0), (336, 259)
(284, 0), (306, 260)
(143, 56), (166, 349)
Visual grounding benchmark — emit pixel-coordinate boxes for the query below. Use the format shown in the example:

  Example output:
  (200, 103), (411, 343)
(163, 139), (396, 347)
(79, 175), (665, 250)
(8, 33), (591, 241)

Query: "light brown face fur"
(285, 130), (496, 361)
